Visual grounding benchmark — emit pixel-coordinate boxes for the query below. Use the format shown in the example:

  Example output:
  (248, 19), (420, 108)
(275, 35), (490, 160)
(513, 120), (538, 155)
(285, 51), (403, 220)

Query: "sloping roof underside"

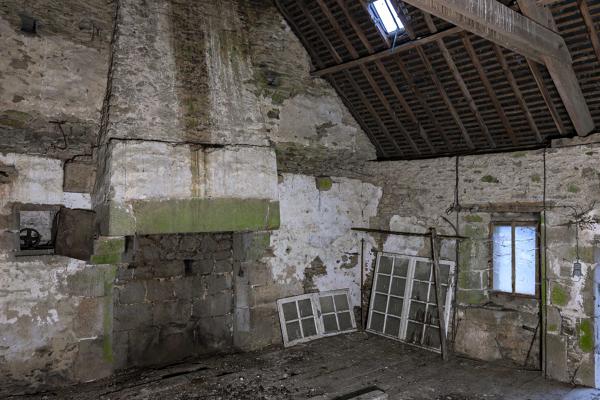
(276, 0), (600, 160)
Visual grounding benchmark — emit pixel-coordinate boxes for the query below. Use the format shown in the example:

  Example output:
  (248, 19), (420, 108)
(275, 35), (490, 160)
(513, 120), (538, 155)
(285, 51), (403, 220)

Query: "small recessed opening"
(18, 209), (57, 255)
(19, 14), (37, 34)
(369, 0), (404, 35)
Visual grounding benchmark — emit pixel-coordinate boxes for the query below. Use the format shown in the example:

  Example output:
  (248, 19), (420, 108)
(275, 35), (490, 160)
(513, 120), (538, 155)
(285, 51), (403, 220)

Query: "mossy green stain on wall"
(481, 175), (499, 183)
(463, 214), (483, 223)
(132, 198), (280, 235)
(567, 183), (580, 193)
(531, 174), (541, 183)
(315, 176), (333, 191)
(578, 319), (594, 353)
(551, 285), (568, 306)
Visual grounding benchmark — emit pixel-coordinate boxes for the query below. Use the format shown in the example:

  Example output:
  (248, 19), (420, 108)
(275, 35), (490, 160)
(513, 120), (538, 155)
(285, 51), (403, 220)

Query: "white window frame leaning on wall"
(367, 252), (455, 353)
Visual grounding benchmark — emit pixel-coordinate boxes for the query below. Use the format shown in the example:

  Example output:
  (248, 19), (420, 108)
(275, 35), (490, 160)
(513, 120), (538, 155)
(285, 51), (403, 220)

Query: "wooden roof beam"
(311, 26), (463, 78)
(403, 0), (594, 136)
(423, 13), (496, 148)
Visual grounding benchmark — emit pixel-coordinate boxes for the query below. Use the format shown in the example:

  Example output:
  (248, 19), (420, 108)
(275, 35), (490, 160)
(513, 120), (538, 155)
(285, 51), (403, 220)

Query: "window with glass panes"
(367, 253), (455, 353)
(491, 222), (538, 296)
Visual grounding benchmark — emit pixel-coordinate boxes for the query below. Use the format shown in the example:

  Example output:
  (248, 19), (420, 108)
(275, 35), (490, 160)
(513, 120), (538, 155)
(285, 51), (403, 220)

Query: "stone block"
(117, 281), (146, 304)
(54, 208), (95, 261)
(91, 236), (126, 264)
(127, 327), (160, 367)
(66, 267), (108, 297)
(112, 330), (129, 371)
(72, 338), (113, 382)
(214, 259), (233, 273)
(153, 261), (184, 278)
(145, 279), (175, 302)
(214, 249), (232, 261)
(155, 326), (196, 365)
(114, 303), (153, 331)
(63, 161), (96, 193)
(191, 259), (213, 275)
(546, 334), (568, 382)
(153, 300), (192, 325)
(173, 276), (193, 300)
(205, 273), (232, 294)
(74, 297), (104, 338)
(246, 263), (272, 286)
(546, 305), (562, 333)
(194, 315), (233, 352)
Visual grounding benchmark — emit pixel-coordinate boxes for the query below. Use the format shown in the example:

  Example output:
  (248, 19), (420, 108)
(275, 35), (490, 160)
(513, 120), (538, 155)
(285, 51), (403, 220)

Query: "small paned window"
(369, 0), (405, 35)
(492, 222), (538, 296)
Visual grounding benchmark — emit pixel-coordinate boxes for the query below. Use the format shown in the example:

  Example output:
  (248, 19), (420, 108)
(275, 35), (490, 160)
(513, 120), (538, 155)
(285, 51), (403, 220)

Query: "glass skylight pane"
(493, 225), (512, 292)
(515, 226), (536, 295)
(373, 0), (404, 34)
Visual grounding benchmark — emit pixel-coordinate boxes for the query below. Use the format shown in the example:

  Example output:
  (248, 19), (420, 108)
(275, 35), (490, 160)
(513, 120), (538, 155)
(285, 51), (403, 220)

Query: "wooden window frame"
(489, 220), (540, 298)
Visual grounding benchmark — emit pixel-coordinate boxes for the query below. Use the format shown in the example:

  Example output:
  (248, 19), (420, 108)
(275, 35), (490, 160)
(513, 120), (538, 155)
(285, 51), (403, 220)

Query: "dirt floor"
(5, 332), (600, 400)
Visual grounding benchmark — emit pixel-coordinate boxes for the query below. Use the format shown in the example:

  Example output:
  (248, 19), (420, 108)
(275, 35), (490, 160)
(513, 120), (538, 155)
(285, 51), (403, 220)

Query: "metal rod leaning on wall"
(351, 227), (467, 241)
(360, 238), (365, 330)
(430, 228), (449, 361)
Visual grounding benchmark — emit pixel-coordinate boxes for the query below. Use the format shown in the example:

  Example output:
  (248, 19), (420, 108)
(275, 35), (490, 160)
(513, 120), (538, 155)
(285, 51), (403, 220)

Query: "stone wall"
(112, 233), (234, 370)
(233, 173), (382, 349)
(0, 0), (111, 160)
(365, 139), (600, 387)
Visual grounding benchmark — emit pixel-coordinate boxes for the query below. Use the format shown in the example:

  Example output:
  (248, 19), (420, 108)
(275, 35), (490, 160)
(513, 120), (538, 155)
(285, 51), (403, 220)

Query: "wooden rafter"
(527, 60), (566, 134)
(301, 0), (421, 155)
(577, 0), (600, 67)
(461, 33), (519, 146)
(404, 0), (594, 136)
(316, 0), (435, 153)
(423, 13), (496, 148)
(335, 0), (453, 151)
(311, 26), (463, 78)
(493, 45), (543, 143)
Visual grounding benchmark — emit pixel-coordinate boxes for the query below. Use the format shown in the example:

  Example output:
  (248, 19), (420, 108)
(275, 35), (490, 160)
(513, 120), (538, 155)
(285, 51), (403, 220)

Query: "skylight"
(371, 0), (404, 35)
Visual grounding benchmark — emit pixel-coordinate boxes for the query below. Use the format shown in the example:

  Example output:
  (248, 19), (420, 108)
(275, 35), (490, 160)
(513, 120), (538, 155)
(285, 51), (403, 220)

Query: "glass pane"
(424, 326), (441, 348)
(493, 225), (513, 292)
(411, 281), (429, 302)
(282, 302), (298, 321)
(320, 296), (335, 313)
(426, 305), (440, 327)
(286, 321), (302, 341)
(338, 312), (353, 331)
(384, 316), (401, 336)
(298, 299), (313, 317)
(370, 312), (384, 332)
(414, 261), (432, 281)
(373, 293), (388, 312)
(379, 256), (393, 274)
(406, 321), (424, 344)
(409, 302), (426, 322)
(376, 275), (390, 292)
(301, 318), (317, 337)
(515, 226), (536, 295)
(334, 294), (349, 311)
(388, 296), (403, 317)
(392, 258), (409, 277)
(390, 277), (406, 296)
(428, 285), (448, 303)
(323, 314), (339, 333)
(438, 264), (450, 283)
